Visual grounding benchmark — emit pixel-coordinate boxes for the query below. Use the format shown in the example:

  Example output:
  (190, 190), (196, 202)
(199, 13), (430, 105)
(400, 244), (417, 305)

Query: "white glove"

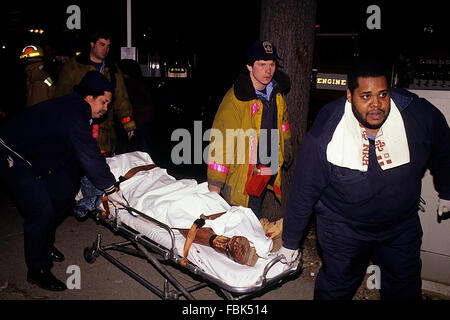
(438, 198), (450, 216)
(277, 246), (299, 265)
(107, 190), (126, 208)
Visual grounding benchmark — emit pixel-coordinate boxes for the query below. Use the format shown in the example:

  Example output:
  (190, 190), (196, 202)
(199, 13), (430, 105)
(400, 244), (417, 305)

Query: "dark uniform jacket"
(55, 54), (136, 154)
(0, 93), (116, 196)
(283, 88), (450, 249)
(24, 61), (55, 107)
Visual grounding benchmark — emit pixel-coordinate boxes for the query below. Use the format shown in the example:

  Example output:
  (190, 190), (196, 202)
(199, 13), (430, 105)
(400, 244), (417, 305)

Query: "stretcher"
(81, 152), (302, 300)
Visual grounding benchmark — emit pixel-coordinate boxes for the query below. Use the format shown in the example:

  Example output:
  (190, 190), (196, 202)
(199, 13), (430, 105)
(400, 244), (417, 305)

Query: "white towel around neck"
(326, 99), (410, 171)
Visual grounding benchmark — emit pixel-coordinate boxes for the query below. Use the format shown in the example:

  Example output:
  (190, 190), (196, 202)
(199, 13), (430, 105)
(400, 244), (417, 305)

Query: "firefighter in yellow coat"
(20, 45), (55, 107)
(55, 29), (135, 155)
(207, 41), (293, 224)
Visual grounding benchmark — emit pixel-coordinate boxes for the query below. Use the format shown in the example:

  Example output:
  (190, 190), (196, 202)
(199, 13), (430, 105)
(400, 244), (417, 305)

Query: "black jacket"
(283, 88), (450, 249)
(0, 93), (116, 194)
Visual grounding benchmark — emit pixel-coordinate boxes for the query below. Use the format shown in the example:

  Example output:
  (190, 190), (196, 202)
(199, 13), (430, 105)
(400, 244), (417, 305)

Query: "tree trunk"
(260, 0), (317, 221)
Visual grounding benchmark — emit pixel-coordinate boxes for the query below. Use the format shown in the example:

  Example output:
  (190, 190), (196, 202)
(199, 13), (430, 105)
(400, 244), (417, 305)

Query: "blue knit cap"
(76, 71), (114, 94)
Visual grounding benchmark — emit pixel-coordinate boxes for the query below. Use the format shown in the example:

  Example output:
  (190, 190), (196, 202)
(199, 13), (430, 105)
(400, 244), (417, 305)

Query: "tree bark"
(260, 0), (317, 221)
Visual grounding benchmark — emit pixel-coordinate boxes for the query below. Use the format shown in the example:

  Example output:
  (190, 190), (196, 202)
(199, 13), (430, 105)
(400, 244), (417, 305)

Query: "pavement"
(0, 180), (315, 301)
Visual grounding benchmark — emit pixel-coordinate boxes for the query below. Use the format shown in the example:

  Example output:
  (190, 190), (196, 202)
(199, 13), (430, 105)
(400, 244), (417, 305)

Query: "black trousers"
(247, 191), (267, 219)
(314, 216), (423, 300)
(247, 174), (277, 219)
(1, 154), (75, 273)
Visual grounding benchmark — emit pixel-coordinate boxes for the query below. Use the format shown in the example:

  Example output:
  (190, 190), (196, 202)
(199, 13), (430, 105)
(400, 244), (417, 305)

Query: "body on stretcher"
(77, 151), (301, 291)
(102, 194), (258, 267)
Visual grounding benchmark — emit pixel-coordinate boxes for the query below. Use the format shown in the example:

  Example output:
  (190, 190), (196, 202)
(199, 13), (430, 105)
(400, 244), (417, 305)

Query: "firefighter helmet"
(19, 45), (44, 62)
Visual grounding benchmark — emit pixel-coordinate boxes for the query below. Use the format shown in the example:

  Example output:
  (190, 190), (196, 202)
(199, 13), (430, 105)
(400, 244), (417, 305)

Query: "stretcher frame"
(83, 205), (302, 300)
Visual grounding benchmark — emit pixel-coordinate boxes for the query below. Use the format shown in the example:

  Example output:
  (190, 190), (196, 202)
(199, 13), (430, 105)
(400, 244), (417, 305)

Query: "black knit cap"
(74, 71), (114, 94)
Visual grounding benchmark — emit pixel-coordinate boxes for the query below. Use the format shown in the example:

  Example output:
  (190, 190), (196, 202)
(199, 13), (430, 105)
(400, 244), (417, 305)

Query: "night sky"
(1, 0), (448, 116)
(2, 1), (448, 67)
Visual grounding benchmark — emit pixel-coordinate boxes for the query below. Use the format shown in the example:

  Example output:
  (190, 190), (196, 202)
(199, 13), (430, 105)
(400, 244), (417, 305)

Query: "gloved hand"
(438, 198), (450, 216)
(107, 190), (126, 208)
(277, 246), (299, 265)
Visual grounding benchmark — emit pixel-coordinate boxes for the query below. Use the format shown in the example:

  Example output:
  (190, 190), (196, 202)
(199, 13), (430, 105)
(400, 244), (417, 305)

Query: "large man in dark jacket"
(278, 60), (450, 300)
(0, 71), (123, 291)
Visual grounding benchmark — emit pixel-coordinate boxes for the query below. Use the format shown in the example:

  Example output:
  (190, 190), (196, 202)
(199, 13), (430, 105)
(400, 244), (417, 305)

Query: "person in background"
(0, 71), (124, 292)
(19, 44), (55, 107)
(278, 58), (450, 300)
(55, 28), (135, 155)
(117, 59), (155, 157)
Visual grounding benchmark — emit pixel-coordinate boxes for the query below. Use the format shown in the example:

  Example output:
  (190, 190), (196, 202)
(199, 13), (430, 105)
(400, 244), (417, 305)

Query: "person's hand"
(277, 246), (299, 265)
(438, 198), (450, 216)
(208, 184), (221, 194)
(127, 130), (135, 140)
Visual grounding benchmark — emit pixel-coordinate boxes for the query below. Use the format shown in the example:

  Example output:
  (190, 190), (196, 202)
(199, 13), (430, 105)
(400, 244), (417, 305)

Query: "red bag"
(246, 164), (272, 197)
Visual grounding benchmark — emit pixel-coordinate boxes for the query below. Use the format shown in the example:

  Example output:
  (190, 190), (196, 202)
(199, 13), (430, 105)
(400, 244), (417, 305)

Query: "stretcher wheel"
(83, 247), (97, 264)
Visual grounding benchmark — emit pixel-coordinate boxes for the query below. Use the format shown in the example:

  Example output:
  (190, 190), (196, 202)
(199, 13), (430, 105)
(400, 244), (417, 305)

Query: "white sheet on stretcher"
(105, 152), (295, 288)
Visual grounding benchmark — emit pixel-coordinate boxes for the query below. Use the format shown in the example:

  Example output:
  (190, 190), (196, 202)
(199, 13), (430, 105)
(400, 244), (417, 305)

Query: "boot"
(179, 228), (258, 266)
(210, 234), (258, 266)
(27, 270), (67, 291)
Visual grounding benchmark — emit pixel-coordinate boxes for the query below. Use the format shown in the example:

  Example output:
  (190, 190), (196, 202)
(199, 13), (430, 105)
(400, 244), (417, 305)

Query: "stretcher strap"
(101, 186), (120, 218)
(179, 212), (226, 267)
(122, 164), (157, 180)
(115, 164), (158, 189)
(180, 218), (204, 267)
(97, 165), (158, 220)
(101, 195), (110, 217)
(200, 211), (226, 220)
